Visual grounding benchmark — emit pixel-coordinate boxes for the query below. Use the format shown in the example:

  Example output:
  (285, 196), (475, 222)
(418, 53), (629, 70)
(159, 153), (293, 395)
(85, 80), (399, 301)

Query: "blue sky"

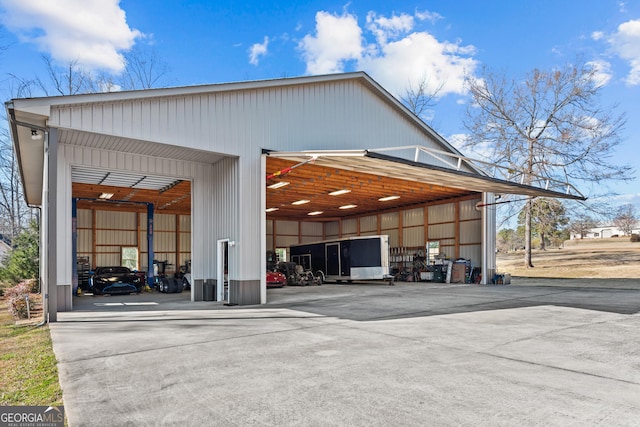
(0, 0), (639, 214)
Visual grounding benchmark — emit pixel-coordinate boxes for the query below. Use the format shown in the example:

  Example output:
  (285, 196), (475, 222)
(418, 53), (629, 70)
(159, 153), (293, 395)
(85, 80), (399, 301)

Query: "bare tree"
(464, 59), (633, 268)
(568, 214), (598, 239)
(1, 45), (174, 244)
(118, 45), (173, 90)
(401, 75), (445, 122)
(613, 204), (638, 236)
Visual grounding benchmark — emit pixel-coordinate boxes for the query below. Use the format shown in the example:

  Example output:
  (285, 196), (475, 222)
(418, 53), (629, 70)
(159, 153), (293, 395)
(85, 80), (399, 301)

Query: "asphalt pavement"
(51, 278), (640, 426)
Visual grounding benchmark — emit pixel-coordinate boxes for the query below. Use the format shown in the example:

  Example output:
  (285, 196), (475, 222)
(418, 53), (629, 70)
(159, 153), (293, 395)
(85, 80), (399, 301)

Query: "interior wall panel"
(359, 215), (377, 233)
(428, 203), (455, 224)
(342, 218), (357, 235)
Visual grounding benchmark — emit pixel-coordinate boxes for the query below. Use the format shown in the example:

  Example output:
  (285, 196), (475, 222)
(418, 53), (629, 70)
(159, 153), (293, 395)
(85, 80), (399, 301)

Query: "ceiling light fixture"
(265, 207), (279, 212)
(292, 199), (310, 205)
(99, 193), (114, 199)
(31, 129), (43, 140)
(267, 181), (290, 189)
(339, 204), (357, 209)
(308, 211), (323, 216)
(378, 195), (400, 202)
(329, 189), (351, 196)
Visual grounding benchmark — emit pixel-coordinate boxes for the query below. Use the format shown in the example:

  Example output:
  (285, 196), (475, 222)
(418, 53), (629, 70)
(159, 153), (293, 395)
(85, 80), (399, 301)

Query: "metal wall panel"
(460, 220), (482, 244)
(180, 233), (191, 253)
(403, 226), (425, 247)
(300, 222), (323, 237)
(428, 223), (455, 239)
(77, 229), (92, 253)
(460, 245), (482, 267)
(359, 215), (377, 233)
(96, 230), (137, 246)
(276, 235), (300, 248)
(325, 221), (339, 237)
(342, 218), (358, 235)
(78, 209), (92, 227)
(428, 203), (455, 224)
(460, 199), (482, 220)
(386, 229), (399, 247)
(403, 208), (424, 227)
(155, 214), (176, 232)
(275, 220), (299, 235)
(50, 79), (450, 160)
(97, 254), (119, 267)
(380, 212), (399, 230)
(96, 210), (136, 229)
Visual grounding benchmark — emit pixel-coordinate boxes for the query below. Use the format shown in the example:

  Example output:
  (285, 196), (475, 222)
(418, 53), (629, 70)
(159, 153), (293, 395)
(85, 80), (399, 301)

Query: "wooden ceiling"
(265, 158), (476, 221)
(71, 158), (478, 219)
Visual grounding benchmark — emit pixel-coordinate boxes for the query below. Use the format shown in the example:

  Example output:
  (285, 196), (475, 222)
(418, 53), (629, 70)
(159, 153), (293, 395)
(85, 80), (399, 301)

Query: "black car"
(89, 266), (144, 295)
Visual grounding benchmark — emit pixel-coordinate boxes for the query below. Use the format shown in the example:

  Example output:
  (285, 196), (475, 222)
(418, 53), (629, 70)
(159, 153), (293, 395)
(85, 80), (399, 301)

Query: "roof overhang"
(6, 103), (47, 206)
(265, 147), (586, 201)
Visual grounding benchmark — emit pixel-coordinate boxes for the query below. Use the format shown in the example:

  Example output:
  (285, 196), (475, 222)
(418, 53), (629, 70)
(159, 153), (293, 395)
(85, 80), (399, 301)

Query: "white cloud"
(298, 11), (363, 74)
(591, 31), (604, 41)
(249, 36), (269, 65)
(366, 12), (414, 45)
(0, 0), (141, 72)
(607, 18), (640, 85)
(586, 59), (613, 87)
(298, 9), (477, 98)
(415, 10), (443, 24)
(359, 31), (477, 97)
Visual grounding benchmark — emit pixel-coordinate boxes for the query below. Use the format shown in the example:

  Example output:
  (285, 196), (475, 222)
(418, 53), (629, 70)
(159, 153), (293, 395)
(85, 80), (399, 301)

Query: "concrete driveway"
(51, 280), (640, 426)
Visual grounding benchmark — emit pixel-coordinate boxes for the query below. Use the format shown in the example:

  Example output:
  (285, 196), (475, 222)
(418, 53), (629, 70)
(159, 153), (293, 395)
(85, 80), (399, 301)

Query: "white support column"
(260, 154), (267, 304)
(481, 192), (496, 285)
(46, 129), (58, 321)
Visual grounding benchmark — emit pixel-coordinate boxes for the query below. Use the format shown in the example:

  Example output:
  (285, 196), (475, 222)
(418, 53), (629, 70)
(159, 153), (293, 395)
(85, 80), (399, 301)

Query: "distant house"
(570, 225), (640, 239)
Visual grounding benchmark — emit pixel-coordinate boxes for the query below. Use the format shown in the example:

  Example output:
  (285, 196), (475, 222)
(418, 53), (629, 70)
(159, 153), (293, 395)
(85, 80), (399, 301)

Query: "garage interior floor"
(55, 279), (640, 426)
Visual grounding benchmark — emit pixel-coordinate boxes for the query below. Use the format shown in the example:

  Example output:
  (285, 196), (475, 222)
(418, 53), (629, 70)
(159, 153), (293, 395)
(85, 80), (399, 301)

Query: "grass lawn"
(0, 294), (63, 407)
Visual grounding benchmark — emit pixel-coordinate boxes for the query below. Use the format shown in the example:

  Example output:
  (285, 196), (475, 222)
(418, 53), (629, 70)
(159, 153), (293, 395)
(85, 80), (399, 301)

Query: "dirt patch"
(497, 238), (640, 279)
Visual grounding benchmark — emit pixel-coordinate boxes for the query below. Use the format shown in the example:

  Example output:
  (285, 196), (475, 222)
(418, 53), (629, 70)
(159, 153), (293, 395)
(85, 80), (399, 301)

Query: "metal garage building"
(6, 72), (582, 322)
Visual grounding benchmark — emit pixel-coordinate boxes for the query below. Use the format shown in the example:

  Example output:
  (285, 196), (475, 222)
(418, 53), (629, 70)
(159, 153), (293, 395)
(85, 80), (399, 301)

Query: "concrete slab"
(51, 280), (640, 426)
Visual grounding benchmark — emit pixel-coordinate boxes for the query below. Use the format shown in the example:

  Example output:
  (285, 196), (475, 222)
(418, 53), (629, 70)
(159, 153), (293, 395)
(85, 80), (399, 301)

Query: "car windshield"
(97, 266), (131, 275)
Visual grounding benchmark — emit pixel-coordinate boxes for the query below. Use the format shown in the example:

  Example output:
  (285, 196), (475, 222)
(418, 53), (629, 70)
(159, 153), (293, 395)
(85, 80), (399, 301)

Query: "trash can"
(203, 282), (215, 301)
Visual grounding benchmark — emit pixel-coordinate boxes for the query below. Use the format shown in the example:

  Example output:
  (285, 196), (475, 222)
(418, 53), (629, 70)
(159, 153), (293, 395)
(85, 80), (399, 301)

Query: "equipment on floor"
(277, 262), (323, 286)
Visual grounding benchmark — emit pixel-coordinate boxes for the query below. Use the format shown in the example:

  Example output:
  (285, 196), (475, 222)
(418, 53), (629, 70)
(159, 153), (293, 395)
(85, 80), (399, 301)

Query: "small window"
(121, 247), (139, 271)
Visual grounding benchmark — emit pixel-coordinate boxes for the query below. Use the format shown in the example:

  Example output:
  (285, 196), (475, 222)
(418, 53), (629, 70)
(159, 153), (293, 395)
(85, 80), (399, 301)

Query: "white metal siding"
(325, 222), (340, 240)
(276, 220), (299, 234)
(403, 208), (424, 226)
(380, 212), (399, 230)
(403, 226), (425, 247)
(342, 218), (358, 235)
(428, 223), (455, 240)
(359, 215), (377, 233)
(460, 220), (482, 244)
(460, 199), (482, 220)
(460, 246), (482, 267)
(49, 80), (451, 164)
(300, 222), (322, 236)
(428, 203), (455, 223)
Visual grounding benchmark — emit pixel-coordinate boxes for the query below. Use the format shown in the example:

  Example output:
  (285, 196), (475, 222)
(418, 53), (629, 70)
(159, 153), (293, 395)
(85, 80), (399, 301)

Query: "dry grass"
(497, 237), (640, 279)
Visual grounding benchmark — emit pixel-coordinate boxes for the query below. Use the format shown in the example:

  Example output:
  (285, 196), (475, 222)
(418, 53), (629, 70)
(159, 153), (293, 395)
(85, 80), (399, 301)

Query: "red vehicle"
(266, 271), (287, 288)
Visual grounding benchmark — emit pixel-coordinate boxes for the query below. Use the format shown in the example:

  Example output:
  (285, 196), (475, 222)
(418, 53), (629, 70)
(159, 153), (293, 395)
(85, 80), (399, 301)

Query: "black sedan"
(89, 266), (144, 295)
